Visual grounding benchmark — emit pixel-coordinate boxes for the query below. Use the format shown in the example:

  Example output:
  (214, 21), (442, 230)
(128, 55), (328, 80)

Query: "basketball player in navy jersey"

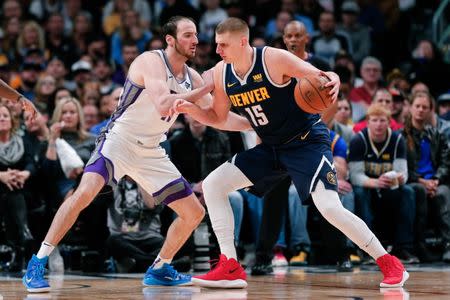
(174, 17), (409, 289)
(22, 16), (250, 293)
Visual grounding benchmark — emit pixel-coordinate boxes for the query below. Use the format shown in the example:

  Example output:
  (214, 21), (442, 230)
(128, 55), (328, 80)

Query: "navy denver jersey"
(348, 128), (406, 178)
(224, 47), (321, 145)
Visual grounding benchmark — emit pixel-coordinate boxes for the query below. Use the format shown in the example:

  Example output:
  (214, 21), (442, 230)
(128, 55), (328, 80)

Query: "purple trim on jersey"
(84, 155), (110, 184)
(84, 137), (117, 185)
(101, 78), (144, 136)
(152, 177), (193, 205)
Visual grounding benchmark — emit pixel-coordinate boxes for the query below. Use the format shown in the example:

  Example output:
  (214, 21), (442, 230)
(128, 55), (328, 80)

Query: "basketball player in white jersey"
(23, 16), (250, 293)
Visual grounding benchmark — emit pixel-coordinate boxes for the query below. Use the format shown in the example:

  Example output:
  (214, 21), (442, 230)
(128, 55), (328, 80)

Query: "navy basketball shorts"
(233, 126), (338, 203)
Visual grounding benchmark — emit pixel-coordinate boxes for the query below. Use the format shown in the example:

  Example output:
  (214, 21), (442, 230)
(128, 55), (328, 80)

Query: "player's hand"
(173, 99), (195, 114)
(21, 97), (38, 122)
(321, 71), (340, 103)
(201, 68), (215, 93)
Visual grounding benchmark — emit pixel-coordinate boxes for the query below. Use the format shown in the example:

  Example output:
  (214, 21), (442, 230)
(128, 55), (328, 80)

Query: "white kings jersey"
(105, 50), (194, 146)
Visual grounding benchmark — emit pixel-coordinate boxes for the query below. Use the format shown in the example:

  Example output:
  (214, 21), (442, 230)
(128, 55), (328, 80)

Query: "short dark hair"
(161, 16), (195, 40)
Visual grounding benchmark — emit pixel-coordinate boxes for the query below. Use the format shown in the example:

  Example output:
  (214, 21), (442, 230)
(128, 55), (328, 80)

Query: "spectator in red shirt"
(349, 56), (382, 121)
(353, 88), (403, 133)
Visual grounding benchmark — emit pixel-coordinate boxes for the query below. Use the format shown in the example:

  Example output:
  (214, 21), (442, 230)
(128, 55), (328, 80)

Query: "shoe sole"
(191, 278), (247, 288)
(380, 271), (409, 288)
(142, 279), (193, 287)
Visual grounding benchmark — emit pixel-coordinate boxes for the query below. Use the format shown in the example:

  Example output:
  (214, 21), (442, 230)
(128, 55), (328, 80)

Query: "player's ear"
(165, 34), (175, 47)
(240, 36), (247, 47)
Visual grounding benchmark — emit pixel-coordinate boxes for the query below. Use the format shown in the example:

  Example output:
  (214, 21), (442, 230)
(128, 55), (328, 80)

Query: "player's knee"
(311, 181), (344, 220)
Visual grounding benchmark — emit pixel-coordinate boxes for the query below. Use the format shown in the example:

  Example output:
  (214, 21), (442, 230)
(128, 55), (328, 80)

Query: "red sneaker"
(192, 254), (247, 288)
(376, 254), (409, 288)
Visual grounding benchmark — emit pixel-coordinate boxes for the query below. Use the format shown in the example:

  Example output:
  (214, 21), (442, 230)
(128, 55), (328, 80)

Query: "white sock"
(37, 241), (55, 259)
(202, 162), (252, 260)
(311, 181), (387, 260)
(151, 255), (172, 269)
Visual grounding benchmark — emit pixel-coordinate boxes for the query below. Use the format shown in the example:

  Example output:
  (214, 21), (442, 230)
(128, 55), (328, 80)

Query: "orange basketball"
(294, 74), (333, 114)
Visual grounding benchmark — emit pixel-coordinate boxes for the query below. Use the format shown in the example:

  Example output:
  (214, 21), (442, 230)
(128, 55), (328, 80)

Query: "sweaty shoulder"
(262, 47), (292, 84)
(212, 61), (225, 89)
(128, 51), (166, 86)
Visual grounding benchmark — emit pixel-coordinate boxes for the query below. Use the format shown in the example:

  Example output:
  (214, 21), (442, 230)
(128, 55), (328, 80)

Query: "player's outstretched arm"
(128, 53), (215, 116)
(187, 66), (252, 131)
(0, 79), (37, 119)
(266, 47), (340, 102)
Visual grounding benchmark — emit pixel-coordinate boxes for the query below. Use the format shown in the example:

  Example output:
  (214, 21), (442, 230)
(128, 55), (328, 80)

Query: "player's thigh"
(132, 150), (193, 206)
(233, 143), (282, 188)
(281, 141), (338, 203)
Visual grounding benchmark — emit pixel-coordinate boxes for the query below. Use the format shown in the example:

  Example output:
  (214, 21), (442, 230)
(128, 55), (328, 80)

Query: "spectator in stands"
(71, 11), (94, 59)
(16, 21), (46, 59)
(407, 39), (450, 97)
(112, 41), (138, 86)
(29, 0), (64, 21)
(45, 12), (77, 66)
(17, 60), (42, 101)
(390, 88), (409, 126)
(335, 97), (354, 129)
(353, 88), (403, 133)
(82, 104), (99, 132)
(337, 1), (371, 65)
(349, 57), (383, 121)
(71, 59), (93, 99)
(3, 17), (22, 68)
(93, 58), (118, 95)
(310, 11), (352, 67)
(265, 11), (293, 42)
(44, 97), (96, 202)
(402, 91), (450, 262)
(325, 97), (354, 146)
(199, 0), (228, 41)
(437, 93), (450, 121)
(349, 103), (418, 263)
(46, 55), (76, 91)
(0, 103), (35, 271)
(110, 9), (152, 66)
(386, 68), (410, 95)
(33, 74), (57, 115)
(54, 87), (74, 105)
(61, 0), (85, 35)
(103, 0), (152, 32)
(282, 20), (330, 71)
(80, 81), (101, 106)
(86, 35), (109, 62)
(90, 87), (121, 136)
(106, 176), (164, 273)
(3, 0), (23, 20)
(411, 81), (429, 94)
(147, 36), (164, 51)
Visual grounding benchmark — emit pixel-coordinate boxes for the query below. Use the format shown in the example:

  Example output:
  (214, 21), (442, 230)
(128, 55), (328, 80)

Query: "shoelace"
(32, 262), (45, 278)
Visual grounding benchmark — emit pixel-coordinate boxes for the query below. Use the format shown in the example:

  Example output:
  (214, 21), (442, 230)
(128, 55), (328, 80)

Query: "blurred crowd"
(0, 0), (450, 274)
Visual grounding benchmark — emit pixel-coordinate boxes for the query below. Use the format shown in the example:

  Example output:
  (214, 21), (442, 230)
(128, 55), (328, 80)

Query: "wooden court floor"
(1, 264), (450, 299)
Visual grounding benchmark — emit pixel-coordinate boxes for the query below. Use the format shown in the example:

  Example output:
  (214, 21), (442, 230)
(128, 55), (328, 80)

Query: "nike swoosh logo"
(26, 276), (32, 283)
(300, 131), (310, 140)
(229, 267), (240, 273)
(227, 82), (237, 88)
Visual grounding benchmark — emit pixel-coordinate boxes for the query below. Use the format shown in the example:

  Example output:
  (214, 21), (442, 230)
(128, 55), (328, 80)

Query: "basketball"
(294, 74), (333, 114)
